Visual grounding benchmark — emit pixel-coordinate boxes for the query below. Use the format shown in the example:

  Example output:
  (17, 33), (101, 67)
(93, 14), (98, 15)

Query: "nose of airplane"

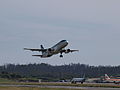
(66, 40), (68, 43)
(61, 40), (68, 45)
(65, 40), (68, 45)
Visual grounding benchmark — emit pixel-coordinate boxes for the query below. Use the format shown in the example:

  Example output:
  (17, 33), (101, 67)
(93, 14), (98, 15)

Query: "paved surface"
(0, 84), (120, 90)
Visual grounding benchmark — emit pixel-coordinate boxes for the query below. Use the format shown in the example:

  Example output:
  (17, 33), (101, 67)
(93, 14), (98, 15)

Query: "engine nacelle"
(67, 49), (71, 52)
(47, 48), (54, 52)
(65, 49), (71, 53)
(48, 48), (52, 51)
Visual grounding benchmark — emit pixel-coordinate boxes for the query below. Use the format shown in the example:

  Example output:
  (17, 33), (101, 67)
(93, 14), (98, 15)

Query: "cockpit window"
(60, 40), (66, 42)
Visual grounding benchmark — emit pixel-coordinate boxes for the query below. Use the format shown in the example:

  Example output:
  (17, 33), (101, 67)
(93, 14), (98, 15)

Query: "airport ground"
(0, 82), (120, 90)
(0, 78), (120, 90)
(0, 86), (83, 90)
(0, 84), (120, 90)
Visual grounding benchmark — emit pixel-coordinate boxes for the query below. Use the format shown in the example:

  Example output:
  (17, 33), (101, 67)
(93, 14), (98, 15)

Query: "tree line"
(0, 63), (120, 80)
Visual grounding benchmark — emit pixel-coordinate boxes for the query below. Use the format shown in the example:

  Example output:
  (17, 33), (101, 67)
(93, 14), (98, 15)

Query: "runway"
(0, 84), (120, 90)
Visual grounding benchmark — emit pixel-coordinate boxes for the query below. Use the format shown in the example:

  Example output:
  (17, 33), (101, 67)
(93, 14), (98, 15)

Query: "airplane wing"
(24, 48), (46, 52)
(68, 50), (79, 52)
(61, 49), (79, 53)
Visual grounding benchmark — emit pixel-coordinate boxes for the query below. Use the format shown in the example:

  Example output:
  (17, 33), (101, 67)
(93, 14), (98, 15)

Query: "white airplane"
(103, 74), (120, 84)
(71, 77), (86, 84)
(24, 40), (79, 58)
(71, 74), (86, 84)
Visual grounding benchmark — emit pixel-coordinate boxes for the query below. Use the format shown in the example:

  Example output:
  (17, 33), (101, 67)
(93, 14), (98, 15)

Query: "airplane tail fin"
(40, 45), (45, 54)
(82, 74), (86, 78)
(105, 74), (110, 80)
(40, 45), (44, 49)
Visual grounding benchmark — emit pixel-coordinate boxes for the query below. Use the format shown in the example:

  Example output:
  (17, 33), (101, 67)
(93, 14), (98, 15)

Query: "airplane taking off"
(24, 40), (79, 58)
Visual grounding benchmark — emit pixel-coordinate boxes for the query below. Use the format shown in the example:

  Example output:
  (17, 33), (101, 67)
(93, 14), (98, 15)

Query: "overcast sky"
(0, 0), (120, 66)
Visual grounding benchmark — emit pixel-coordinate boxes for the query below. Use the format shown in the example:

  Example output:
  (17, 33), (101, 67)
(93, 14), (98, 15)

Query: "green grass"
(0, 78), (13, 83)
(0, 82), (120, 88)
(0, 78), (120, 88)
(0, 87), (83, 90)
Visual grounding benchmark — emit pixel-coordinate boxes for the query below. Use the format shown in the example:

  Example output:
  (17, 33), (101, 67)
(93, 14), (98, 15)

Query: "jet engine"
(65, 49), (71, 53)
(48, 48), (54, 52)
(48, 48), (52, 51)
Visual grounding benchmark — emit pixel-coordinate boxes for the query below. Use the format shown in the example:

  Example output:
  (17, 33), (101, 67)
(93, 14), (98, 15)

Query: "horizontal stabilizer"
(32, 55), (43, 57)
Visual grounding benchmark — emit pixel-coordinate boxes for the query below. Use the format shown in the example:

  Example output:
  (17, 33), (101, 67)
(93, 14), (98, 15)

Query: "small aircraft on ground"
(24, 40), (79, 58)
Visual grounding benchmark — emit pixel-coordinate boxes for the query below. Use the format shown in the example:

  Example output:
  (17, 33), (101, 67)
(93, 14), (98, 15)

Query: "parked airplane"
(24, 40), (79, 58)
(71, 75), (86, 84)
(104, 74), (120, 84)
(71, 78), (86, 84)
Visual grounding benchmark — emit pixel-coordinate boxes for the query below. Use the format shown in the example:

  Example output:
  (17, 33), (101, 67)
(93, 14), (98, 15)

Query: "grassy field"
(0, 78), (120, 88)
(0, 87), (83, 90)
(0, 78), (13, 83)
(0, 82), (120, 88)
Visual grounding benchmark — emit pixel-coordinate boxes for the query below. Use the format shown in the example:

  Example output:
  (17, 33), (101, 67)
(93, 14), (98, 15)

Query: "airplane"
(24, 40), (79, 58)
(71, 77), (86, 84)
(71, 74), (86, 84)
(104, 74), (120, 84)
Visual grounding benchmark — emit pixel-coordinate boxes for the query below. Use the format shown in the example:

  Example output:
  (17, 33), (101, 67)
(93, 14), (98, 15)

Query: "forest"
(0, 63), (120, 81)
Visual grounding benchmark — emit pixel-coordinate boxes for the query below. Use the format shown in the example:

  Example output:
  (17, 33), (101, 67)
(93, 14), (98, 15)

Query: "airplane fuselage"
(41, 40), (68, 58)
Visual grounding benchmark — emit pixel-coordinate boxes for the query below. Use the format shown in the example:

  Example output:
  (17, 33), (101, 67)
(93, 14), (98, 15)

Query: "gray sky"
(0, 0), (120, 66)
